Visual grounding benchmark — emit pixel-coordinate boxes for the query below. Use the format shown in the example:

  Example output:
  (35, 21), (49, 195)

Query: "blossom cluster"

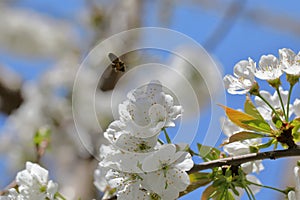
(94, 80), (194, 199)
(224, 48), (300, 95)
(223, 48), (300, 199)
(0, 162), (59, 200)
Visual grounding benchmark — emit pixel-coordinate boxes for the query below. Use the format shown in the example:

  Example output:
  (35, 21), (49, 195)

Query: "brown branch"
(189, 147), (300, 174)
(0, 79), (23, 115)
(203, 0), (247, 52)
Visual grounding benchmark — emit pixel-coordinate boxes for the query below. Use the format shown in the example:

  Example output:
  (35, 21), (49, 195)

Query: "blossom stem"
(158, 138), (164, 145)
(163, 128), (171, 144)
(257, 93), (283, 123)
(245, 185), (256, 200)
(246, 180), (287, 194)
(276, 88), (287, 121)
(286, 83), (294, 122)
(244, 187), (253, 200)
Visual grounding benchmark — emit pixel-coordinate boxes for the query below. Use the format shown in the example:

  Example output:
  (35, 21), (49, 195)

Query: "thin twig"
(203, 0), (247, 52)
(0, 180), (17, 195)
(189, 147), (300, 173)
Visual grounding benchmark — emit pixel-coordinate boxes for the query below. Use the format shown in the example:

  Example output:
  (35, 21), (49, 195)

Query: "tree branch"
(189, 147), (300, 174)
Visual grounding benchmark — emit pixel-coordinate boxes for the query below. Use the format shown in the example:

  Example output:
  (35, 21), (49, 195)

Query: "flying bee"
(99, 53), (127, 91)
(108, 53), (126, 72)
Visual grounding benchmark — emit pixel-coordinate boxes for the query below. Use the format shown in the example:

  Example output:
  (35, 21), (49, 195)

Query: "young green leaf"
(33, 127), (51, 145)
(257, 138), (275, 149)
(244, 96), (264, 121)
(241, 119), (272, 133)
(197, 143), (222, 162)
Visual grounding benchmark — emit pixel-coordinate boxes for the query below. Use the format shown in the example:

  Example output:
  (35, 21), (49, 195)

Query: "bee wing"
(108, 53), (119, 62)
(99, 67), (120, 91)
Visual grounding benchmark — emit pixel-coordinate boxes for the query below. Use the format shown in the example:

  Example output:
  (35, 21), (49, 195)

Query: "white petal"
(246, 175), (261, 195)
(142, 144), (177, 172)
(28, 163), (49, 184)
(115, 134), (158, 153)
(118, 182), (150, 200)
(288, 191), (296, 200)
(294, 99), (300, 117)
(47, 180), (58, 199)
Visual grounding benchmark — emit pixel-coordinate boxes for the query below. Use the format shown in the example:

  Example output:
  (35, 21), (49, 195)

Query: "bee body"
(108, 53), (126, 72)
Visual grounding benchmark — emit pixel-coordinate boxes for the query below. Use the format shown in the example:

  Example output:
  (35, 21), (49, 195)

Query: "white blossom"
(223, 58), (256, 95)
(0, 7), (77, 58)
(222, 118), (264, 174)
(119, 80), (182, 138)
(106, 170), (150, 200)
(141, 144), (193, 200)
(279, 48), (300, 77)
(294, 99), (300, 117)
(0, 162), (59, 200)
(288, 166), (300, 200)
(255, 54), (283, 80)
(104, 120), (159, 153)
(255, 87), (292, 121)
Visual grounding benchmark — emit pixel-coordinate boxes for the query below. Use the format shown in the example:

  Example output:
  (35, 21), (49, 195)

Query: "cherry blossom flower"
(119, 80), (182, 138)
(255, 87), (292, 121)
(293, 99), (300, 117)
(223, 58), (256, 95)
(288, 166), (300, 200)
(104, 120), (159, 153)
(105, 170), (150, 200)
(255, 54), (283, 81)
(94, 145), (120, 193)
(279, 48), (300, 77)
(221, 117), (264, 174)
(141, 144), (193, 200)
(0, 7), (77, 58)
(0, 162), (59, 200)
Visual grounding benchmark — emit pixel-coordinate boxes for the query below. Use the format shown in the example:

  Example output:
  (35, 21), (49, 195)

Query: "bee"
(108, 53), (126, 72)
(99, 53), (127, 91)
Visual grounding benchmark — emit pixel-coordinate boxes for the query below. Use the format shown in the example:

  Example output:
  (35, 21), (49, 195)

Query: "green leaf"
(291, 118), (300, 127)
(273, 118), (283, 129)
(244, 96), (264, 121)
(197, 144), (222, 162)
(212, 178), (225, 187)
(257, 139), (275, 149)
(241, 119), (272, 133)
(179, 172), (212, 197)
(201, 185), (217, 200)
(291, 118), (300, 142)
(225, 131), (268, 144)
(33, 127), (51, 145)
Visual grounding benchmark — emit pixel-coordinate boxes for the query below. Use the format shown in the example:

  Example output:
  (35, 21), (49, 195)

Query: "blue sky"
(1, 0), (300, 199)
